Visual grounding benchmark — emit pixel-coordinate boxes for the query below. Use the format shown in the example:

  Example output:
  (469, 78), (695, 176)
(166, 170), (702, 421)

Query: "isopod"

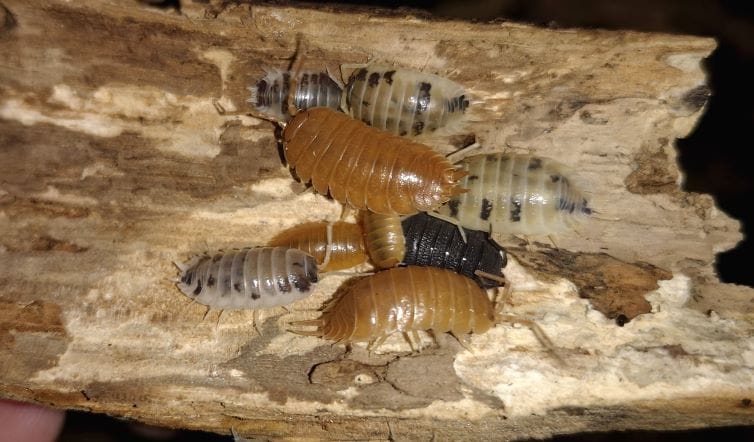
(249, 69), (342, 121)
(362, 211), (405, 269)
(437, 153), (592, 235)
(401, 212), (507, 288)
(289, 266), (495, 347)
(283, 107), (467, 215)
(268, 221), (367, 272)
(175, 247), (318, 309)
(342, 65), (469, 137)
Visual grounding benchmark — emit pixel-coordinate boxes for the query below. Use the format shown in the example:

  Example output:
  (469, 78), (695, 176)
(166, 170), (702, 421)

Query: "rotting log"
(1, 0), (752, 440)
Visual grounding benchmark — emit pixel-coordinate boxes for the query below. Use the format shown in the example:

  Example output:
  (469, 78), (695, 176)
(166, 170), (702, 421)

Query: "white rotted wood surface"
(0, 0), (752, 439)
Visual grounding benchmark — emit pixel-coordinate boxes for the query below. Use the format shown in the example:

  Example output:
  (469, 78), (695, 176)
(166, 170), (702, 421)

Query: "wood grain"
(1, 0), (751, 439)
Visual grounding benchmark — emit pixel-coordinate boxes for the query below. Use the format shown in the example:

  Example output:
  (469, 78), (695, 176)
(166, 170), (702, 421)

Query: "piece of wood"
(1, 0), (752, 439)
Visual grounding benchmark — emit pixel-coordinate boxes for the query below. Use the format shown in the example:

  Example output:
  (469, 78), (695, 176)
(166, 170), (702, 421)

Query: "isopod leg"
(338, 63), (368, 87)
(402, 332), (423, 353)
(426, 330), (440, 348)
(445, 142), (481, 164)
(326, 64), (346, 89)
(366, 335), (389, 354)
(497, 314), (565, 365)
(288, 319), (324, 327)
(547, 235), (559, 249)
(410, 330), (422, 352)
(448, 331), (473, 353)
(590, 211), (621, 222)
(474, 270), (507, 286)
(173, 260), (189, 273)
(176, 295), (198, 317)
(252, 309), (261, 336)
(287, 318), (325, 337)
(215, 309), (225, 329)
(474, 270), (511, 303)
(215, 95), (287, 128)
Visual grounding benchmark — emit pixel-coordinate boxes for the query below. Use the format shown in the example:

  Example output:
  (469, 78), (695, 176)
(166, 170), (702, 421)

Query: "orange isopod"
(282, 107), (467, 215)
(361, 211), (405, 269)
(290, 266), (496, 348)
(268, 221), (367, 272)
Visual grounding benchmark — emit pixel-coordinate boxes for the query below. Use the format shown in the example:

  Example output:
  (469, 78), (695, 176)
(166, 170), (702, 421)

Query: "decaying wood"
(1, 0), (752, 439)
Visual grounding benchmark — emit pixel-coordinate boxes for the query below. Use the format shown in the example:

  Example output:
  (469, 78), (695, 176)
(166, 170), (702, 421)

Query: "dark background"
(61, 0), (754, 440)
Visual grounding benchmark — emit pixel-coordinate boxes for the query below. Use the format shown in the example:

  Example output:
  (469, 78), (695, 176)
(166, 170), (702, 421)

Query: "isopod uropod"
(249, 69), (343, 121)
(361, 211), (405, 269)
(176, 247), (318, 309)
(342, 65), (469, 137)
(438, 153), (592, 235)
(401, 212), (507, 288)
(268, 221), (367, 272)
(283, 107), (467, 215)
(290, 266), (495, 347)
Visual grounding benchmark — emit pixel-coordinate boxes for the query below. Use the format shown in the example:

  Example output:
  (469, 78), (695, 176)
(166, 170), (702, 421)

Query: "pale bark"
(1, 1), (751, 439)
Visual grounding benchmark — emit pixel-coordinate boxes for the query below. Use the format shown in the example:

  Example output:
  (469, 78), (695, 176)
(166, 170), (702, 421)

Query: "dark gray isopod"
(401, 212), (507, 289)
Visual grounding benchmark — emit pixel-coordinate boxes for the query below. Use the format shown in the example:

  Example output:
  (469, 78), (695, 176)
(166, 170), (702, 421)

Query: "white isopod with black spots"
(175, 247), (319, 309)
(249, 69), (343, 121)
(438, 153), (592, 236)
(342, 65), (469, 137)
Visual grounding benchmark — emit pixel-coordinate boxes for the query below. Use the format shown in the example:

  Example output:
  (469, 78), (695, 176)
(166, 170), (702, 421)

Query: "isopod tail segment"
(226, 36), (309, 125)
(418, 143), (482, 243)
(361, 211), (406, 269)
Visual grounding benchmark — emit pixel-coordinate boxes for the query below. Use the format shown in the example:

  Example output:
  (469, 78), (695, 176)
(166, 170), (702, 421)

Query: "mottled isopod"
(268, 221), (367, 272)
(290, 266), (495, 347)
(438, 153), (592, 235)
(249, 69), (342, 121)
(283, 107), (467, 215)
(342, 65), (469, 137)
(362, 211), (405, 269)
(176, 247), (318, 309)
(401, 212), (507, 288)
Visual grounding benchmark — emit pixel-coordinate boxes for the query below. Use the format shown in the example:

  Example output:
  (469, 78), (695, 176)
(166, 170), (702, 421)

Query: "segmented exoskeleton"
(401, 212), (507, 288)
(289, 266), (495, 348)
(361, 211), (405, 269)
(268, 221), (367, 272)
(176, 247), (318, 309)
(438, 153), (592, 235)
(249, 69), (342, 121)
(342, 65), (469, 137)
(283, 107), (467, 215)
